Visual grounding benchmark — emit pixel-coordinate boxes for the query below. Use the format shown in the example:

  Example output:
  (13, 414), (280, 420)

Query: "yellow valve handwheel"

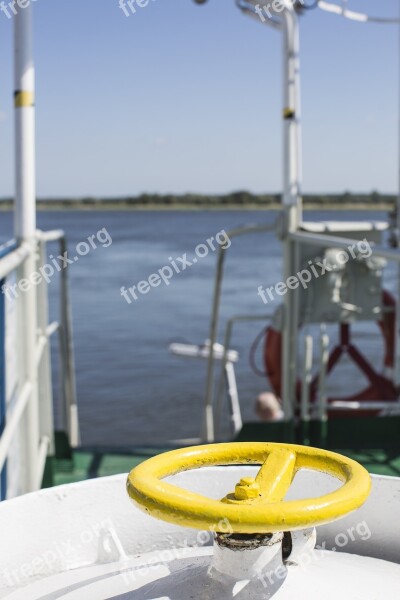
(127, 442), (371, 534)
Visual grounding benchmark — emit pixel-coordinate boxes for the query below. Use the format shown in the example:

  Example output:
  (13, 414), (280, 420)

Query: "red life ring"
(264, 290), (398, 416)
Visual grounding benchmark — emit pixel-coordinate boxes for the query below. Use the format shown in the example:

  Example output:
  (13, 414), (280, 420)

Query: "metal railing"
(202, 221), (400, 445)
(203, 221), (278, 442)
(38, 230), (79, 448)
(214, 314), (273, 439)
(0, 230), (78, 499)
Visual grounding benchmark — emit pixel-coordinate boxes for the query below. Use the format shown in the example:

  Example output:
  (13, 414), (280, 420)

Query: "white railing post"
(37, 239), (55, 457)
(14, 3), (40, 493)
(281, 5), (302, 422)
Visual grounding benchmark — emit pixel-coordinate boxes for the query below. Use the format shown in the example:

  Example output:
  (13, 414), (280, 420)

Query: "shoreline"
(0, 203), (394, 212)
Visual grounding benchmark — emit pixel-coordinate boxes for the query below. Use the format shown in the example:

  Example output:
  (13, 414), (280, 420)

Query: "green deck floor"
(336, 449), (400, 478)
(48, 447), (400, 489)
(44, 443), (165, 488)
(44, 417), (400, 489)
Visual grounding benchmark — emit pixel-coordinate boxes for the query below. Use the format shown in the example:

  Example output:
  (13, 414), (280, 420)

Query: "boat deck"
(44, 417), (400, 488)
(43, 436), (165, 487)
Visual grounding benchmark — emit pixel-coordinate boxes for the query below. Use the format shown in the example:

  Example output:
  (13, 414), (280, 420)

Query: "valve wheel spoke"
(256, 448), (297, 503)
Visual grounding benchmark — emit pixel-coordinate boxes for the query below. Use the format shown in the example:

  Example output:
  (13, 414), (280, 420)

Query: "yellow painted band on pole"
(127, 442), (371, 534)
(14, 91), (35, 108)
(283, 107), (295, 119)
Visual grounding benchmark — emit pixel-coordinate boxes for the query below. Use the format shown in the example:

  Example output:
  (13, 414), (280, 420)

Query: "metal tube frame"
(202, 222), (278, 442)
(0, 382), (32, 473)
(0, 230), (79, 496)
(203, 3), (304, 442)
(58, 236), (79, 447)
(291, 230), (400, 263)
(14, 4), (39, 493)
(396, 11), (400, 388)
(280, 5), (303, 425)
(215, 315), (273, 438)
(36, 230), (79, 447)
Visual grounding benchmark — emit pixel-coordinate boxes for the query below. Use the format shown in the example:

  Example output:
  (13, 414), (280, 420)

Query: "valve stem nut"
(235, 477), (260, 500)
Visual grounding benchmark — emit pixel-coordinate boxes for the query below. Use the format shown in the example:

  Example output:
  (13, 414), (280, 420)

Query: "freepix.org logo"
(121, 229), (231, 304)
(118, 0), (157, 18)
(0, 0), (39, 20)
(252, 0), (306, 23)
(257, 238), (373, 305)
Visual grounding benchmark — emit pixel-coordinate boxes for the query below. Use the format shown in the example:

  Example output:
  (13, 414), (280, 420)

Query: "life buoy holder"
(264, 290), (398, 416)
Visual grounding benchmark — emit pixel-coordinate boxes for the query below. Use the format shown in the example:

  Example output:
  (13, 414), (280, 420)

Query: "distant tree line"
(0, 191), (395, 209)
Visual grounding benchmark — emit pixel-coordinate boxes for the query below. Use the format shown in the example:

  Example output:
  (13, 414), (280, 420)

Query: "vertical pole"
(37, 240), (55, 456)
(14, 5), (36, 241)
(395, 13), (400, 388)
(59, 236), (80, 447)
(14, 5), (39, 492)
(281, 6), (302, 422)
(317, 330), (329, 448)
(225, 361), (243, 437)
(203, 246), (227, 442)
(300, 334), (313, 445)
(0, 279), (6, 500)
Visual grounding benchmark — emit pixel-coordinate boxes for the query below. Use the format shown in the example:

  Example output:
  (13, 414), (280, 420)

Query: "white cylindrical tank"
(0, 466), (399, 599)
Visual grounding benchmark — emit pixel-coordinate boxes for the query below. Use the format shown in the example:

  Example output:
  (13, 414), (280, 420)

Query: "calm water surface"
(0, 210), (391, 446)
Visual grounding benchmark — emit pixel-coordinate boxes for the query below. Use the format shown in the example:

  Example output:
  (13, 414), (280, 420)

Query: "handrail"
(328, 402), (400, 412)
(37, 229), (64, 243)
(0, 230), (79, 498)
(0, 240), (32, 499)
(36, 322), (59, 368)
(215, 314), (274, 438)
(58, 236), (79, 447)
(35, 435), (50, 490)
(0, 382), (32, 472)
(208, 223), (400, 443)
(0, 242), (30, 280)
(203, 221), (278, 442)
(290, 230), (400, 263)
(36, 229), (79, 447)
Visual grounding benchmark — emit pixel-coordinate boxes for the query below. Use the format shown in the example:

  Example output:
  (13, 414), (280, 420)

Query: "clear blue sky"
(0, 0), (399, 197)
